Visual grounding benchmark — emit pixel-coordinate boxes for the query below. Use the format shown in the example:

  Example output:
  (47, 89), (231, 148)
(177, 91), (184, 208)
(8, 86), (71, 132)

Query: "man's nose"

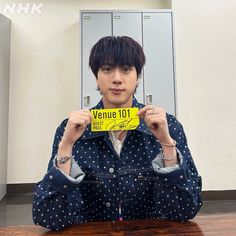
(112, 68), (122, 84)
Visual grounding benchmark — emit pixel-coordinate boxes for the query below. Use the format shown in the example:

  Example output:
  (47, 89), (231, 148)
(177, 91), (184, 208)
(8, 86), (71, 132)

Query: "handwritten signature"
(105, 118), (137, 130)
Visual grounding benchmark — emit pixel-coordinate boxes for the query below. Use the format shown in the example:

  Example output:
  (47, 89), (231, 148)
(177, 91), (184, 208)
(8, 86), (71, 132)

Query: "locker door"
(143, 13), (176, 115)
(81, 13), (112, 108)
(113, 12), (144, 104)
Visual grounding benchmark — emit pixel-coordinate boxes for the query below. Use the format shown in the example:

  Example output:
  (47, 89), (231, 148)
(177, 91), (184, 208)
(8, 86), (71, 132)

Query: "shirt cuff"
(152, 149), (190, 185)
(53, 155), (85, 184)
(152, 148), (182, 174)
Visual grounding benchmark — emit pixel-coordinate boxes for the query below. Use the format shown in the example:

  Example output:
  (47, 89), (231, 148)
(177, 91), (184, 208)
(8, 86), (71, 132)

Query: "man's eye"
(101, 66), (112, 72)
(122, 66), (131, 72)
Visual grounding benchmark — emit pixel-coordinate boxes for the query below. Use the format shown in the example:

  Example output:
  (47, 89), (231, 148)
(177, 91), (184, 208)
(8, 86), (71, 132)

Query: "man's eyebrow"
(120, 64), (132, 66)
(100, 63), (115, 67)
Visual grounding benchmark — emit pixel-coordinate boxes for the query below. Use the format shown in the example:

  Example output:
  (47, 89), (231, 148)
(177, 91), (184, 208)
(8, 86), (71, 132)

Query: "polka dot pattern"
(32, 98), (202, 231)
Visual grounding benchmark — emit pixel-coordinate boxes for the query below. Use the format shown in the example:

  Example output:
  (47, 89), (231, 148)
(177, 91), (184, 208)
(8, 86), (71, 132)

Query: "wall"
(172, 0), (236, 190)
(0, 14), (11, 200)
(0, 0), (166, 184)
(0, 0), (235, 191)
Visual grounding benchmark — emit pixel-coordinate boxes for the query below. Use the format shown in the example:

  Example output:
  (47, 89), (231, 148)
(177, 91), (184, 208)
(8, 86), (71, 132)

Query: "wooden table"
(0, 213), (236, 236)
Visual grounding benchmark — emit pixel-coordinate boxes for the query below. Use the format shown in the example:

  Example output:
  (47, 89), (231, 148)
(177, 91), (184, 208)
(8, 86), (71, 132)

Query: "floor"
(0, 193), (236, 227)
(0, 193), (33, 227)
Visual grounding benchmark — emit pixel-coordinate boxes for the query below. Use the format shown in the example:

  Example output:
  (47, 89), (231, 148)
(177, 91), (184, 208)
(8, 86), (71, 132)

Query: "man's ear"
(136, 77), (141, 86)
(95, 78), (100, 91)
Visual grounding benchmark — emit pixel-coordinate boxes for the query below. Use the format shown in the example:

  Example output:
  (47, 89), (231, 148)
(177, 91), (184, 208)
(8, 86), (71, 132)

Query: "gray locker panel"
(113, 12), (142, 44)
(81, 13), (112, 108)
(112, 12), (144, 104)
(143, 13), (176, 115)
(0, 14), (11, 201)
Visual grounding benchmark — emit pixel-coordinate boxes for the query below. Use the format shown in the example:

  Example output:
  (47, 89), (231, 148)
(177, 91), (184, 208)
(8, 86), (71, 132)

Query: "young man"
(32, 36), (202, 231)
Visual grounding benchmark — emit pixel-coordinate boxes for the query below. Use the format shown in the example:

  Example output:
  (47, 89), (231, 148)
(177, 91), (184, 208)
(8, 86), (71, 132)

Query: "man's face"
(96, 65), (138, 108)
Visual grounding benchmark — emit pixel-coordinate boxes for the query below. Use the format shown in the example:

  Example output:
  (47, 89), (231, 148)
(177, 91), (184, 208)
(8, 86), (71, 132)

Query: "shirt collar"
(81, 97), (152, 140)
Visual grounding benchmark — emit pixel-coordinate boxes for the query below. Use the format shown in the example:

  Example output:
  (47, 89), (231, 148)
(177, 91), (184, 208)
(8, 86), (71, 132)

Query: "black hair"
(89, 36), (146, 78)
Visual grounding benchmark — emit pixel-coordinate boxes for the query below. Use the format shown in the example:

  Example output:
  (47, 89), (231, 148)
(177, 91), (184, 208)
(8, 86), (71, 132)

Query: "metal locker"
(81, 13), (112, 108)
(142, 12), (176, 115)
(0, 14), (11, 202)
(112, 12), (144, 104)
(80, 11), (176, 115)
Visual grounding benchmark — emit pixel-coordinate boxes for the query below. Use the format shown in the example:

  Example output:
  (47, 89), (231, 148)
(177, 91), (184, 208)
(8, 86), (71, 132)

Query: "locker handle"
(146, 95), (153, 105)
(83, 16), (91, 20)
(113, 15), (121, 19)
(84, 96), (91, 106)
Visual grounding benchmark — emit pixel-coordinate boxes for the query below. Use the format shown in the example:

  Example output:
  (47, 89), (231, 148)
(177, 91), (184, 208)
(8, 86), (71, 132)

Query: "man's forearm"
(57, 141), (73, 175)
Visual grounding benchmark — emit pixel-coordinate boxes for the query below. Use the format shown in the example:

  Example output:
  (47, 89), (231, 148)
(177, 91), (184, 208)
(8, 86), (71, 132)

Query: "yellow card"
(91, 108), (140, 131)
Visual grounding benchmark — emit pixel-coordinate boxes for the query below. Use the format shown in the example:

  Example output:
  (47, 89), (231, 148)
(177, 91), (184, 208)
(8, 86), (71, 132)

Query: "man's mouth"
(110, 88), (125, 94)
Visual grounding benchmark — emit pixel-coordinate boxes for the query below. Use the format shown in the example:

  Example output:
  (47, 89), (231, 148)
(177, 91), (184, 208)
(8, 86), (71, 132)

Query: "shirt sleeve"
(53, 155), (85, 184)
(150, 114), (202, 222)
(32, 119), (86, 231)
(152, 148), (183, 174)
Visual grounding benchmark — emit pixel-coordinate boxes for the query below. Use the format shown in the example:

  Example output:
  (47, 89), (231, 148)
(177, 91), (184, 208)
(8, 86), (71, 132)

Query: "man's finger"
(138, 105), (159, 119)
(138, 105), (153, 115)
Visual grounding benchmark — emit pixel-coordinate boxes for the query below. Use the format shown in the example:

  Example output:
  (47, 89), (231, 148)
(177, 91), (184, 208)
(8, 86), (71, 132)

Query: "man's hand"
(137, 105), (173, 145)
(59, 110), (92, 150)
(56, 110), (91, 175)
(138, 105), (177, 167)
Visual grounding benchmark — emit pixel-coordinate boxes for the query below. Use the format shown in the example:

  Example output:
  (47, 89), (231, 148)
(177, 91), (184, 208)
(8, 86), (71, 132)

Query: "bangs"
(94, 38), (136, 67)
(89, 36), (145, 77)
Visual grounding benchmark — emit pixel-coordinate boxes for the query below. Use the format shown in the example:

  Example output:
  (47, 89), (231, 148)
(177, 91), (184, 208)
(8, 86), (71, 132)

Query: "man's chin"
(103, 97), (132, 108)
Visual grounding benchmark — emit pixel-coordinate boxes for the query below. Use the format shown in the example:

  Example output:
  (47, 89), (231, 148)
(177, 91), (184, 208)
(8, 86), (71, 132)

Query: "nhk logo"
(2, 2), (43, 14)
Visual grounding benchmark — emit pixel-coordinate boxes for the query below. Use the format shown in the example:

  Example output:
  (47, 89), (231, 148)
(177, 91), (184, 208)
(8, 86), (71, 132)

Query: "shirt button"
(63, 185), (67, 189)
(106, 202), (111, 208)
(49, 175), (53, 179)
(109, 168), (114, 174)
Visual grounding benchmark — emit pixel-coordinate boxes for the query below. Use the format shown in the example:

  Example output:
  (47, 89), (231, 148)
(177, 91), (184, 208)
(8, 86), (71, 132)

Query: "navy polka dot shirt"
(32, 98), (202, 231)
